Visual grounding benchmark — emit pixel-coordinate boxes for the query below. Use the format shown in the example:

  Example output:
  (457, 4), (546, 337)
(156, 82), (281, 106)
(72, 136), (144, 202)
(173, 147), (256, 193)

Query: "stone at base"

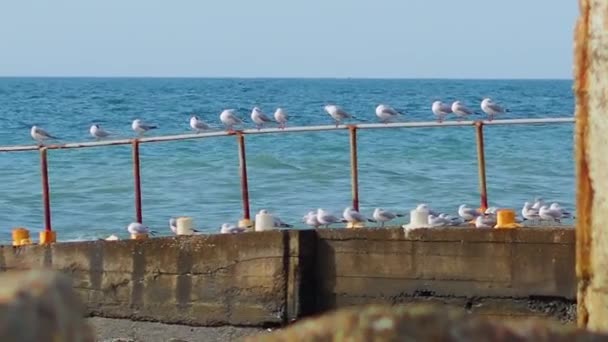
(39, 230), (57, 244)
(0, 270), (94, 341)
(130, 233), (149, 240)
(346, 221), (366, 229)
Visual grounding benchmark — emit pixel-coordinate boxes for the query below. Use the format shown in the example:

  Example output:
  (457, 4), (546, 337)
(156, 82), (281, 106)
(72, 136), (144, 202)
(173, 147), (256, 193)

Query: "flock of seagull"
(117, 197), (572, 239)
(28, 98), (508, 144)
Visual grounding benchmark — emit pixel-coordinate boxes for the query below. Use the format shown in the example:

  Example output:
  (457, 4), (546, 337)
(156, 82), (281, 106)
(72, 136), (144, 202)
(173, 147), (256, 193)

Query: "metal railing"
(0, 117), (574, 233)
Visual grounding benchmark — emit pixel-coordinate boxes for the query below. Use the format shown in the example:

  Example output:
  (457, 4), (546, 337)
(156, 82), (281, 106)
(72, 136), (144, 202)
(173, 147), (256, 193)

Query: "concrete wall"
(0, 227), (575, 326)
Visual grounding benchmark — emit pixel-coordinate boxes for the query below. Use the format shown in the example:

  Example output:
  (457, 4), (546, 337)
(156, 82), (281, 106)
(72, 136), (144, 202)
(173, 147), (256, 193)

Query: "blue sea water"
(0, 78), (574, 242)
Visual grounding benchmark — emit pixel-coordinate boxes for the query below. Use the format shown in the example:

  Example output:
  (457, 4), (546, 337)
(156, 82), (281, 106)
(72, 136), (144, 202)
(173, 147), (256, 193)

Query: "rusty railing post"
(132, 140), (143, 223)
(474, 121), (488, 210)
(236, 132), (251, 224)
(349, 126), (359, 211)
(40, 147), (52, 232)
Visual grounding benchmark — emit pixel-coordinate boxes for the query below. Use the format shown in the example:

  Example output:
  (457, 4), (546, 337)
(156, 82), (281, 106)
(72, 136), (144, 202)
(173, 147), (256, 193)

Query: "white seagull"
(343, 207), (371, 225)
(127, 222), (156, 235)
(480, 98), (507, 121)
(428, 215), (449, 227)
(451, 101), (474, 121)
(302, 211), (321, 228)
(372, 208), (402, 228)
(549, 203), (572, 218)
(432, 101), (452, 123)
(274, 108), (288, 129)
(475, 215), (494, 229)
(522, 202), (540, 221)
(258, 209), (293, 228)
(220, 223), (245, 234)
(539, 205), (563, 224)
(324, 105), (351, 127)
(375, 104), (402, 124)
(532, 197), (545, 211)
(90, 124), (110, 139)
(458, 204), (480, 221)
(132, 119), (157, 135)
(416, 203), (439, 216)
(316, 208), (343, 228)
(190, 115), (209, 133)
(30, 126), (57, 144)
(219, 109), (243, 131)
(251, 107), (272, 130)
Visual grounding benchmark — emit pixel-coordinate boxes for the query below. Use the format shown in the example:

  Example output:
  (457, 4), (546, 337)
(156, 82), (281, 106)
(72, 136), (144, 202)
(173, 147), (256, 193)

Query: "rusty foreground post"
(474, 121), (489, 211)
(349, 126), (360, 211)
(236, 133), (251, 227)
(40, 147), (52, 232)
(132, 140), (143, 223)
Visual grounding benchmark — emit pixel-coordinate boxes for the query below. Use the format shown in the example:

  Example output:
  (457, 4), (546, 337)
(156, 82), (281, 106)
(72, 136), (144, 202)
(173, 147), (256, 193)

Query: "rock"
(0, 270), (94, 342)
(245, 304), (608, 341)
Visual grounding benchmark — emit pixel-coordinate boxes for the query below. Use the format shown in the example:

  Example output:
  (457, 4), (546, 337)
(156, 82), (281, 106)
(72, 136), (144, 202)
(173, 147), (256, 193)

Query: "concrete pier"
(0, 227), (575, 326)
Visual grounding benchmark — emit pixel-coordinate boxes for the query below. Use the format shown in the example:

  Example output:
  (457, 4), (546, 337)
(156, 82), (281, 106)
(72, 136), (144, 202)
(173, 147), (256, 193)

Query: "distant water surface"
(0, 78), (574, 242)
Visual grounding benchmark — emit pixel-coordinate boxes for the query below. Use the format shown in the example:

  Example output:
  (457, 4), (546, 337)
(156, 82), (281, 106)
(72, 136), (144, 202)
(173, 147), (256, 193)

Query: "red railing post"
(132, 140), (143, 223)
(349, 126), (360, 211)
(236, 132), (251, 221)
(475, 121), (489, 210)
(40, 147), (52, 231)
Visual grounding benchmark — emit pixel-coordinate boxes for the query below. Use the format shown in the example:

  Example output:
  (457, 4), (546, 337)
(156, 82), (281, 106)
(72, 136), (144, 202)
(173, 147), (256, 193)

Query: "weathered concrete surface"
(0, 227), (575, 326)
(574, 0), (608, 332)
(0, 231), (291, 326)
(315, 228), (575, 321)
(0, 270), (94, 342)
(246, 304), (608, 342)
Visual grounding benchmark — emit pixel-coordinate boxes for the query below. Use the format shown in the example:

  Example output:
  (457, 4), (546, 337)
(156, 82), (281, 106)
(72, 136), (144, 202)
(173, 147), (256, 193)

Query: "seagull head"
(259, 209), (269, 215)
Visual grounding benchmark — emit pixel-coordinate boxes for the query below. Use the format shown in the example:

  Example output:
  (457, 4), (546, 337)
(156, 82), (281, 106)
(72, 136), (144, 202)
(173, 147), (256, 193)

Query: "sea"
(0, 78), (574, 242)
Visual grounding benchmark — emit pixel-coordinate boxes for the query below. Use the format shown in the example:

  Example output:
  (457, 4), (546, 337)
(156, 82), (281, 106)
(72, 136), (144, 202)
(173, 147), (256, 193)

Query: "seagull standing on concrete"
(219, 109), (243, 132)
(539, 205), (562, 224)
(522, 202), (539, 221)
(132, 119), (157, 136)
(251, 107), (272, 130)
(190, 115), (210, 133)
(475, 215), (494, 228)
(375, 104), (402, 124)
(127, 222), (156, 235)
(432, 101), (452, 123)
(451, 101), (474, 121)
(549, 203), (573, 219)
(316, 208), (342, 228)
(220, 223), (245, 234)
(531, 197), (544, 211)
(372, 208), (403, 227)
(90, 124), (110, 139)
(30, 126), (57, 144)
(303, 211), (321, 228)
(458, 204), (480, 221)
(480, 98), (507, 121)
(274, 108), (288, 129)
(343, 207), (372, 225)
(324, 105), (352, 127)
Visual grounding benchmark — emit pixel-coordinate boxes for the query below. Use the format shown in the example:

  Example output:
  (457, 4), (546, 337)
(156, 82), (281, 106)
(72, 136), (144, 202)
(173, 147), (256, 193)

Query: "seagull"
(258, 209), (293, 228)
(127, 222), (156, 235)
(475, 215), (494, 229)
(30, 126), (57, 144)
(317, 208), (343, 228)
(274, 108), (288, 129)
(458, 204), (480, 221)
(190, 115), (209, 133)
(480, 98), (507, 121)
(428, 215), (449, 227)
(438, 213), (463, 226)
(90, 124), (110, 139)
(522, 202), (539, 221)
(549, 203), (573, 218)
(432, 101), (452, 123)
(169, 217), (199, 234)
(303, 211), (321, 228)
(132, 119), (157, 135)
(532, 197), (545, 211)
(375, 104), (402, 124)
(220, 223), (246, 234)
(343, 207), (372, 224)
(324, 104), (351, 127)
(539, 205), (562, 224)
(451, 101), (474, 121)
(220, 109), (243, 132)
(251, 107), (272, 130)
(416, 203), (439, 216)
(372, 208), (403, 227)
(485, 207), (498, 215)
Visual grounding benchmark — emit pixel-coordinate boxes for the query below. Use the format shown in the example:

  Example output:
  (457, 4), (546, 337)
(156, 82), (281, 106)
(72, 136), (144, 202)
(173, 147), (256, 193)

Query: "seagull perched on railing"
(90, 124), (110, 139)
(30, 125), (58, 144)
(190, 115), (209, 133)
(132, 119), (157, 136)
(432, 101), (452, 123)
(219, 109), (243, 132)
(274, 108), (288, 129)
(324, 104), (352, 127)
(481, 98), (508, 121)
(451, 101), (474, 121)
(375, 104), (402, 124)
(251, 107), (273, 130)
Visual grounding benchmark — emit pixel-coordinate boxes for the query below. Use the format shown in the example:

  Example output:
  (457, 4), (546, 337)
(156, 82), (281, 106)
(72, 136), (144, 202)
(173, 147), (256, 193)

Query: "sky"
(0, 0), (577, 79)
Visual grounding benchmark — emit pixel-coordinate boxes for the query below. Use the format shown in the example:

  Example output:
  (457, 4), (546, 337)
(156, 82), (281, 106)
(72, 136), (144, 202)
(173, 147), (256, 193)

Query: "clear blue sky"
(0, 0), (577, 78)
